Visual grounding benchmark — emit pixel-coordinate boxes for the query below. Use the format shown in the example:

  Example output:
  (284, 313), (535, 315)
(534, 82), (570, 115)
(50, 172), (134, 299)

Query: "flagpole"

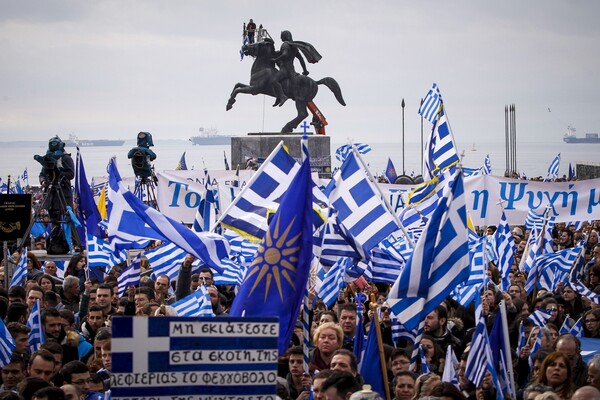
(499, 300), (517, 399)
(351, 145), (415, 248)
(369, 295), (391, 400)
(401, 98), (405, 175)
(420, 98), (424, 177)
(212, 141), (285, 232)
(301, 129), (311, 374)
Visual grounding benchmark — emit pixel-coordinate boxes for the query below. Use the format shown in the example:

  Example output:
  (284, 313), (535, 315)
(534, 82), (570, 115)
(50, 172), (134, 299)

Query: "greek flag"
(325, 151), (400, 253)
(213, 258), (246, 286)
(465, 298), (494, 387)
(172, 286), (214, 317)
(391, 317), (417, 345)
(482, 155), (492, 175)
(418, 83), (443, 124)
(423, 108), (459, 181)
(21, 168), (28, 183)
(369, 246), (404, 284)
(388, 171), (470, 331)
(335, 143), (371, 163)
(318, 257), (350, 307)
(442, 345), (459, 388)
(145, 242), (191, 281)
(545, 153), (561, 181)
(10, 247), (27, 288)
(527, 308), (552, 327)
(26, 299), (44, 353)
(118, 252), (142, 297)
(493, 212), (516, 291)
(109, 159), (229, 272)
(532, 247), (580, 291)
(525, 209), (545, 231)
(193, 170), (218, 232)
(219, 142), (299, 240)
(0, 319), (15, 367)
(87, 234), (127, 269)
(419, 345), (430, 373)
(317, 213), (362, 266)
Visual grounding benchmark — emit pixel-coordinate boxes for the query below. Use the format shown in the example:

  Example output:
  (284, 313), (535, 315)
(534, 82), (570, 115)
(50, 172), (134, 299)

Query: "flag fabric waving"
(108, 159), (229, 273)
(229, 158), (315, 355)
(388, 170), (470, 331)
(335, 143), (371, 163)
(545, 153), (561, 181)
(10, 248), (27, 288)
(175, 152), (188, 170)
(325, 151), (400, 254)
(219, 142), (299, 240)
(418, 83), (443, 124)
(385, 158), (398, 183)
(26, 299), (44, 353)
(117, 252), (142, 297)
(0, 319), (15, 367)
(422, 107), (459, 181)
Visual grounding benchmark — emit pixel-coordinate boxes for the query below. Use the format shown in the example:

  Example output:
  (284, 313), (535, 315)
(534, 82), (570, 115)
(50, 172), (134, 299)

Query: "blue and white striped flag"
(391, 316), (417, 345)
(525, 209), (545, 232)
(482, 155), (492, 175)
(422, 108), (459, 181)
(442, 345), (459, 388)
(419, 345), (430, 374)
(145, 242), (196, 281)
(545, 153), (561, 181)
(465, 298), (494, 388)
(117, 252), (142, 297)
(109, 159), (230, 273)
(26, 299), (44, 353)
(527, 308), (553, 327)
(213, 258), (246, 286)
(493, 212), (516, 291)
(0, 319), (15, 367)
(318, 257), (350, 307)
(220, 142), (299, 240)
(570, 317), (583, 337)
(388, 171), (470, 331)
(10, 247), (27, 288)
(87, 234), (127, 269)
(335, 143), (371, 163)
(193, 170), (218, 232)
(325, 151), (400, 253)
(172, 285), (214, 317)
(418, 83), (443, 124)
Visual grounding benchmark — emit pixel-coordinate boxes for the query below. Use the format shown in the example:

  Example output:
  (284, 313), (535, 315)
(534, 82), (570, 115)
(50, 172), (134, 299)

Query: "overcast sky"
(1, 1), (599, 144)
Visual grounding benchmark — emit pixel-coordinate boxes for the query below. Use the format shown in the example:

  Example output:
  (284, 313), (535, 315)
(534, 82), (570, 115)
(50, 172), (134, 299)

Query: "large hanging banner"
(156, 170), (600, 227)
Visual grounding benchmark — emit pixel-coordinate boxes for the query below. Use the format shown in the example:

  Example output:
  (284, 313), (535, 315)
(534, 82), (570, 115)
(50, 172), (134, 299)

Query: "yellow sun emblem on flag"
(245, 213), (302, 302)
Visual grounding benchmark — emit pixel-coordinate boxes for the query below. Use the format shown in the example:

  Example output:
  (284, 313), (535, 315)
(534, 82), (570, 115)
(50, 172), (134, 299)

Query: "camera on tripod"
(128, 131), (157, 180)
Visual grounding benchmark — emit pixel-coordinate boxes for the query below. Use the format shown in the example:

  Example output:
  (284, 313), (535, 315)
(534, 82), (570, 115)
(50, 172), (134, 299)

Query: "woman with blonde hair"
(309, 321), (343, 374)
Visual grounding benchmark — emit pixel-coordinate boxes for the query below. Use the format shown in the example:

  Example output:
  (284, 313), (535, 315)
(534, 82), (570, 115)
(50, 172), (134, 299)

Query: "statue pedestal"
(231, 134), (331, 178)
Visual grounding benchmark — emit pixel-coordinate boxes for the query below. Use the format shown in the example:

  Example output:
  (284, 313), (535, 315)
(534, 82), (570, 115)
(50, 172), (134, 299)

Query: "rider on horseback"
(272, 30), (322, 107)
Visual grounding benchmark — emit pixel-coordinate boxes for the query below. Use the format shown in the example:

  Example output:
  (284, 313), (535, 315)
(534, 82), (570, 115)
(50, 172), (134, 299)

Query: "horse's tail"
(316, 77), (346, 106)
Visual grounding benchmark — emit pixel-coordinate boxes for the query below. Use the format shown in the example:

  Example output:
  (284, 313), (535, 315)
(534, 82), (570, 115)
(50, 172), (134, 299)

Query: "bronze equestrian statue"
(226, 30), (346, 133)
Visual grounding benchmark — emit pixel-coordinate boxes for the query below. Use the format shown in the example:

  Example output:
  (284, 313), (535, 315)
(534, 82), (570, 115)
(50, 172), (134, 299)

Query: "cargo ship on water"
(189, 128), (232, 145)
(563, 126), (600, 144)
(66, 134), (125, 147)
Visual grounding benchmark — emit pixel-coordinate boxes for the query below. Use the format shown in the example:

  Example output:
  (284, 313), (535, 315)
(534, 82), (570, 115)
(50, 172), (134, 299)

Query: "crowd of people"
(0, 219), (599, 400)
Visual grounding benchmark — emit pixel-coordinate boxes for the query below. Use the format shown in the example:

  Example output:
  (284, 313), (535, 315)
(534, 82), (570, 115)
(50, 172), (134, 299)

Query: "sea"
(1, 138), (599, 183)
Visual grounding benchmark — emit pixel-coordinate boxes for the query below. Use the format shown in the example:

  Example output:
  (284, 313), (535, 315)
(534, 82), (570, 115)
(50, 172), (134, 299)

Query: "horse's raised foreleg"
(281, 101), (310, 133)
(226, 83), (252, 111)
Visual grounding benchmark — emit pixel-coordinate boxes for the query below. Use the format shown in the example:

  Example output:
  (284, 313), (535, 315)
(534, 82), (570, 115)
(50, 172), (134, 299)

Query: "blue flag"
(75, 149), (104, 239)
(358, 320), (386, 398)
(27, 299), (44, 353)
(385, 158), (398, 183)
(229, 158), (314, 355)
(175, 152), (188, 170)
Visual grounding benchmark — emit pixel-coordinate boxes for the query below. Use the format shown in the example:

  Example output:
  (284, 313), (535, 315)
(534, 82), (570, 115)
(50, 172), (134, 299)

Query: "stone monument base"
(231, 134), (331, 178)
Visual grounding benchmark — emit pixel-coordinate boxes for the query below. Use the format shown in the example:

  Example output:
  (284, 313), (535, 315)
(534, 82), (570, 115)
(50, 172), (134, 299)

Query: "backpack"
(46, 224), (70, 255)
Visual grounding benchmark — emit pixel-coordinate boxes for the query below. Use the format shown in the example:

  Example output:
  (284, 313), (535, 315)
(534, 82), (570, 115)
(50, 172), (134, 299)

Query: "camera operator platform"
(25, 135), (82, 254)
(128, 131), (159, 210)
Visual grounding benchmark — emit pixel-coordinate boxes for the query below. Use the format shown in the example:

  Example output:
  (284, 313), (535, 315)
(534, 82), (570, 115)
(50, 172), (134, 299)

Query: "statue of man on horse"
(227, 29), (345, 133)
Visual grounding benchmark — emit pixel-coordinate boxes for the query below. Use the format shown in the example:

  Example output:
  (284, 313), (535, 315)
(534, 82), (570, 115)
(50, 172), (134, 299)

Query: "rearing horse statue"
(226, 38), (346, 133)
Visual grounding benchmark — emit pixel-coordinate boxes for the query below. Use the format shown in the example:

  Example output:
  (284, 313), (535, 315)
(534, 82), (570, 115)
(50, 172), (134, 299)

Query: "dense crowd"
(0, 220), (599, 400)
